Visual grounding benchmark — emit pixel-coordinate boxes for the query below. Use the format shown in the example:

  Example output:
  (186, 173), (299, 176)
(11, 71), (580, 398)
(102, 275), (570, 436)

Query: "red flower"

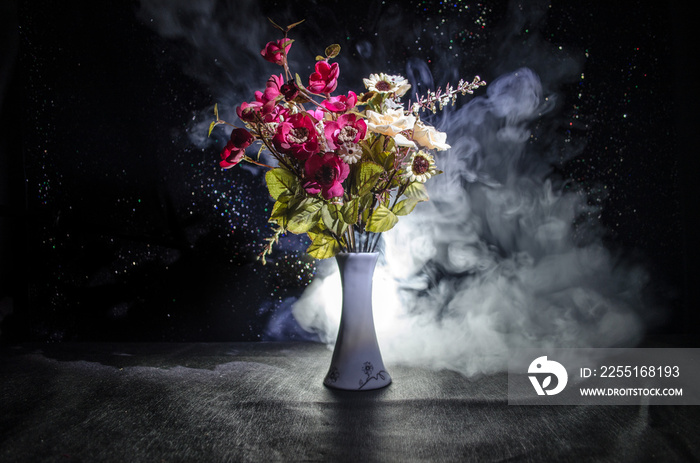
(257, 74), (283, 106)
(220, 128), (253, 169)
(260, 39), (292, 65)
(307, 60), (339, 94)
(237, 75), (286, 123)
(236, 100), (263, 123)
(323, 113), (367, 150)
(321, 91), (357, 112)
(252, 74), (284, 116)
(280, 81), (299, 101)
(272, 112), (320, 160)
(304, 153), (350, 199)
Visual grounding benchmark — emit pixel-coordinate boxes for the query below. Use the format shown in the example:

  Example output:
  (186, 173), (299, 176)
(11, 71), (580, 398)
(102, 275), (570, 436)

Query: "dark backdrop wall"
(0, 0), (697, 343)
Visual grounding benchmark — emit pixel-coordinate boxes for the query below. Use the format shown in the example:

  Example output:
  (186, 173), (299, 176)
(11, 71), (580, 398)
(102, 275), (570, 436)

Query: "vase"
(323, 252), (392, 390)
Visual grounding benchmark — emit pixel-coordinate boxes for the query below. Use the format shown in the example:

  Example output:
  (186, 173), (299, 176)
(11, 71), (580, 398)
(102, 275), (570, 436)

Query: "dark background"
(0, 0), (697, 343)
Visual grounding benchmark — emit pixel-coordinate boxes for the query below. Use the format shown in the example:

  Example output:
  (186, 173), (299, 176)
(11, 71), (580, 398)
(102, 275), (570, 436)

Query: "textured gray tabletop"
(1, 342), (699, 462)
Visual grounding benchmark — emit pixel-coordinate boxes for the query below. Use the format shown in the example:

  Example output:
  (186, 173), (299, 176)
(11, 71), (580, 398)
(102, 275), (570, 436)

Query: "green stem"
(389, 183), (408, 211)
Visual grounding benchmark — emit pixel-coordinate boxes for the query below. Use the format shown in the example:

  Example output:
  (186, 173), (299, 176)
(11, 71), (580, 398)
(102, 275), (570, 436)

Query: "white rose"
(366, 109), (416, 136)
(412, 120), (451, 151)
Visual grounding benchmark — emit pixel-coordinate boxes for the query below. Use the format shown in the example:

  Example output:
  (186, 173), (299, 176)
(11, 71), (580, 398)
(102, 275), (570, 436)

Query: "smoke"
(138, 0), (658, 376)
(136, 0), (285, 149)
(292, 68), (650, 376)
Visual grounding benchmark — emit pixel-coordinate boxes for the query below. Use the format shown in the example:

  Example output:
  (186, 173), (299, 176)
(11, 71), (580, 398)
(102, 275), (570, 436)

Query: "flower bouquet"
(210, 20), (485, 389)
(210, 19), (486, 264)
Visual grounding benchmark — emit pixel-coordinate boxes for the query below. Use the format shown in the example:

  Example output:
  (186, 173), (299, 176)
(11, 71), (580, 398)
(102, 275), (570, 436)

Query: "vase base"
(323, 363), (392, 391)
(323, 377), (392, 391)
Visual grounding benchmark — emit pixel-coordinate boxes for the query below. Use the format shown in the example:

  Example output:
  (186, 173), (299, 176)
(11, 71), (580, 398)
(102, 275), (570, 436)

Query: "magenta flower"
(272, 112), (320, 160)
(220, 128), (253, 169)
(237, 75), (287, 123)
(306, 108), (326, 122)
(280, 81), (299, 101)
(236, 100), (263, 123)
(260, 39), (292, 65)
(324, 113), (367, 150)
(304, 153), (350, 199)
(255, 74), (283, 113)
(307, 60), (339, 94)
(322, 91), (357, 113)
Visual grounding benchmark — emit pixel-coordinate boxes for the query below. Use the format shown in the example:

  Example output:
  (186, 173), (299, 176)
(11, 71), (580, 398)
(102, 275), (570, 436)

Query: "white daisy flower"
(401, 150), (439, 183)
(337, 142), (363, 164)
(363, 73), (411, 97)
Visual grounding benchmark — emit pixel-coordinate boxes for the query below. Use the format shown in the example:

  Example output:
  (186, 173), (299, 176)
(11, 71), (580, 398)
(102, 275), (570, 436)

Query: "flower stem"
(243, 157), (273, 169)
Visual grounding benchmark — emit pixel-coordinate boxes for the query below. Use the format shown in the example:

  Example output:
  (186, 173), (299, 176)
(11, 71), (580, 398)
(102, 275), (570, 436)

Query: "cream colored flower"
(412, 120), (451, 151)
(363, 73), (411, 97)
(366, 109), (417, 148)
(366, 109), (416, 137)
(401, 150), (439, 183)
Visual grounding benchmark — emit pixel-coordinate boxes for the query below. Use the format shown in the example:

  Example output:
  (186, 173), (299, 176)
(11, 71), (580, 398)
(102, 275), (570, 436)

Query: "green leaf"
(320, 204), (348, 236)
(366, 205), (399, 233)
(340, 199), (359, 225)
(267, 17), (285, 31)
(364, 135), (396, 166)
(208, 120), (218, 137)
(265, 168), (298, 200)
(306, 230), (341, 260)
(315, 55), (326, 61)
(404, 182), (430, 202)
(372, 148), (388, 166)
(367, 92), (385, 112)
(295, 73), (304, 88)
(269, 200), (289, 228)
(392, 198), (419, 216)
(286, 19), (305, 30)
(325, 44), (341, 59)
(358, 194), (374, 223)
(286, 198), (323, 234)
(382, 152), (396, 171)
(354, 161), (384, 196)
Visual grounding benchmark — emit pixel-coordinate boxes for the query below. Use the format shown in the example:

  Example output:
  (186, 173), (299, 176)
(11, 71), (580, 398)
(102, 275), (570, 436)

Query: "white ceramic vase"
(324, 252), (391, 390)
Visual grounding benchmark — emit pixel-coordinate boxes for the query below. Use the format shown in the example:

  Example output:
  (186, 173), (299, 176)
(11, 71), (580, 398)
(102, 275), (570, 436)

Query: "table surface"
(1, 342), (699, 462)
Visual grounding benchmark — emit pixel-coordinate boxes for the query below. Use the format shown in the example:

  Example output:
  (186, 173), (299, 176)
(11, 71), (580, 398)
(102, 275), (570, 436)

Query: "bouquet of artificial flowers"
(211, 20), (485, 263)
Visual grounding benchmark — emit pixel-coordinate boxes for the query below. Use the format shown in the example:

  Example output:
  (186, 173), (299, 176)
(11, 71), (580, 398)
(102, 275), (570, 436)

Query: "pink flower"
(260, 39), (292, 65)
(255, 74), (284, 113)
(237, 75), (285, 123)
(272, 112), (320, 160)
(220, 128), (253, 169)
(307, 60), (339, 94)
(306, 108), (326, 122)
(236, 100), (263, 123)
(304, 153), (350, 199)
(323, 113), (367, 150)
(264, 105), (289, 124)
(321, 91), (357, 112)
